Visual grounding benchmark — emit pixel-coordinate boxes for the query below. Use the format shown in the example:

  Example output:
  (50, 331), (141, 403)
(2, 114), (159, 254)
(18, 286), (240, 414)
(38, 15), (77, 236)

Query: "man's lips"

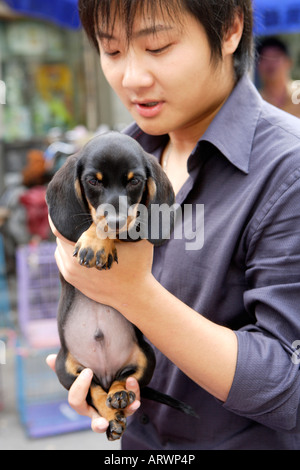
(133, 100), (165, 118)
(139, 101), (159, 107)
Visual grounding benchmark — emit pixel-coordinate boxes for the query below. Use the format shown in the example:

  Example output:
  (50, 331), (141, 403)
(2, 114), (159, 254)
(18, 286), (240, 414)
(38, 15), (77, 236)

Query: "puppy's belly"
(64, 290), (138, 390)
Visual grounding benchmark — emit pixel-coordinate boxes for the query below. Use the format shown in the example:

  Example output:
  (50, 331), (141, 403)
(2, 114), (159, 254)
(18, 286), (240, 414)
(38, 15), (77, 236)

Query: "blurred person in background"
(257, 36), (300, 118)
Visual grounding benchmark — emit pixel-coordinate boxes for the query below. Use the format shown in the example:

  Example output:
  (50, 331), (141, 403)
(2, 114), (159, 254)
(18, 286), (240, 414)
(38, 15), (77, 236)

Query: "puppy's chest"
(63, 291), (138, 386)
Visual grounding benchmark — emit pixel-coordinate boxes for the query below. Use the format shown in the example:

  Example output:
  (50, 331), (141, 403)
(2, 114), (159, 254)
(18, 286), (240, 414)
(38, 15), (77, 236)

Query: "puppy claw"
(128, 391), (136, 404)
(95, 250), (105, 270)
(94, 249), (116, 271)
(107, 254), (113, 270)
(73, 246), (79, 257)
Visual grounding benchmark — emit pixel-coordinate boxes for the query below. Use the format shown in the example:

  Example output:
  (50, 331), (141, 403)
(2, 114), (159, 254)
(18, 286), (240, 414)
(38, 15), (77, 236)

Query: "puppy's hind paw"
(106, 390), (135, 409)
(106, 413), (127, 441)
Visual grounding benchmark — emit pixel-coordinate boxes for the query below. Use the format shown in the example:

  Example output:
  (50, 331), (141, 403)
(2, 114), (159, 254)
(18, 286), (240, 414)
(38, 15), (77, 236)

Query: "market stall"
(4, 0), (80, 30)
(5, 0), (300, 36)
(254, 0), (300, 36)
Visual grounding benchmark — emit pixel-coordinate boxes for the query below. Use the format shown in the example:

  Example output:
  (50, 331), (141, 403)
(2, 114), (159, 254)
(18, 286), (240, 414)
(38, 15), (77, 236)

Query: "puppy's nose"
(106, 215), (127, 231)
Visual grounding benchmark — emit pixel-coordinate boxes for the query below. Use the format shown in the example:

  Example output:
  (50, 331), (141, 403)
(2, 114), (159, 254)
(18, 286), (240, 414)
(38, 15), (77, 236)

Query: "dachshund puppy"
(46, 132), (196, 441)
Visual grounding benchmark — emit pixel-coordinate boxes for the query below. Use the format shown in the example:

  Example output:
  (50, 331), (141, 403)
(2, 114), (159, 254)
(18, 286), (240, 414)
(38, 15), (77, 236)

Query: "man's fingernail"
(130, 401), (141, 412)
(94, 418), (108, 432)
(81, 369), (93, 379)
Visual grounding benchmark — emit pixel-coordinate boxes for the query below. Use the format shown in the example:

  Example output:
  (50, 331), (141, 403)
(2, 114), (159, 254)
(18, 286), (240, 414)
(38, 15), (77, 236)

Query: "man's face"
(97, 9), (237, 139)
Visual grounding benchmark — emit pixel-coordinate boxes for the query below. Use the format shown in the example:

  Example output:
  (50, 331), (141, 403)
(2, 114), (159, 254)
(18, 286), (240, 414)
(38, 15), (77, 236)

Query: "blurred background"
(0, 0), (299, 451)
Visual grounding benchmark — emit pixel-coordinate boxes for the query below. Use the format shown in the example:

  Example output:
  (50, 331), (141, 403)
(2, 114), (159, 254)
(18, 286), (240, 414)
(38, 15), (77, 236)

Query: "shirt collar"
(200, 75), (263, 174)
(127, 75), (262, 175)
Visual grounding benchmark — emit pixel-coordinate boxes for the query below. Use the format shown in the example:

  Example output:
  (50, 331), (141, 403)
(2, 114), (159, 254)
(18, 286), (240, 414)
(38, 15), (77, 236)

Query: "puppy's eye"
(88, 178), (100, 186)
(128, 178), (141, 186)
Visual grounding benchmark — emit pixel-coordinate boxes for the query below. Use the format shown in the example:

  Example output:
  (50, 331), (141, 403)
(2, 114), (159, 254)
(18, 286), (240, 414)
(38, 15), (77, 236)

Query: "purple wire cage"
(16, 344), (90, 438)
(15, 243), (91, 437)
(0, 234), (11, 411)
(0, 234), (11, 328)
(16, 242), (61, 348)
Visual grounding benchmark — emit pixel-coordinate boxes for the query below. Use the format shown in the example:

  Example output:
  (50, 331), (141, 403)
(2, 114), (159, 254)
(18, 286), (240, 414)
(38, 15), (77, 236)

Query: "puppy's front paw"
(95, 246), (118, 270)
(73, 243), (96, 268)
(73, 236), (118, 270)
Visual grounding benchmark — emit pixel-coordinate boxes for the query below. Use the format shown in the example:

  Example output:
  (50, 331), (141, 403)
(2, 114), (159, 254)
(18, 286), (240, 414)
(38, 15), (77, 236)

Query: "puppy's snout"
(106, 214), (127, 231)
(96, 198), (129, 234)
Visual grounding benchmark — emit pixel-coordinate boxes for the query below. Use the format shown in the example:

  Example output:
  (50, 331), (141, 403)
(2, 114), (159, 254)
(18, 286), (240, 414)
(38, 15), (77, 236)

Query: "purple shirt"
(122, 76), (300, 450)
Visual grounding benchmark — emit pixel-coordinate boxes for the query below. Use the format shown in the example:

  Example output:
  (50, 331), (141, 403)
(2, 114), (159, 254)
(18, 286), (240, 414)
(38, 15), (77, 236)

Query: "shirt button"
(140, 413), (149, 425)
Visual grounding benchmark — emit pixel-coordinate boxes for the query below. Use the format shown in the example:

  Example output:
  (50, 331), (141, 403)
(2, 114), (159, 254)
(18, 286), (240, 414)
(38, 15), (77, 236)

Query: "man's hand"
(46, 354), (141, 434)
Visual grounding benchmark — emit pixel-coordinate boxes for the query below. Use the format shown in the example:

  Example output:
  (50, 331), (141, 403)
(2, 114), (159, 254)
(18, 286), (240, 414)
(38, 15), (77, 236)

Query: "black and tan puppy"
(46, 132), (195, 441)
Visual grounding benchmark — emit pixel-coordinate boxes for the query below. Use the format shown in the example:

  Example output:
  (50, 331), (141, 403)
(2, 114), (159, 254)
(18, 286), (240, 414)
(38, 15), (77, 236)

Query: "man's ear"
(46, 153), (92, 243)
(142, 152), (175, 246)
(222, 10), (244, 57)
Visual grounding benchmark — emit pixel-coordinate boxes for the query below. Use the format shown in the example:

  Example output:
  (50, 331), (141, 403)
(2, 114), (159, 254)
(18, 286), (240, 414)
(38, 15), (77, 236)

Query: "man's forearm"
(119, 275), (238, 403)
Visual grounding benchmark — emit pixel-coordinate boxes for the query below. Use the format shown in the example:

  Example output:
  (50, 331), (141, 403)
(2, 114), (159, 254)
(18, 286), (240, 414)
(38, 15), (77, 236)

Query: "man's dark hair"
(78, 0), (254, 80)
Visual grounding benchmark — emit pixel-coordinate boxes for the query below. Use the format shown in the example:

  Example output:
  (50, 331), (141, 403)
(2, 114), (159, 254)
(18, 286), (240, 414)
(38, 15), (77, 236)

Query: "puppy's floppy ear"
(46, 153), (92, 243)
(142, 152), (175, 246)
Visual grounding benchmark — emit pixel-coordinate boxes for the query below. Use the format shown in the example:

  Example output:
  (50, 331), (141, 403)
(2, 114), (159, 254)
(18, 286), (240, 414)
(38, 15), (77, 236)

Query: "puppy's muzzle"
(106, 214), (128, 232)
(95, 200), (134, 238)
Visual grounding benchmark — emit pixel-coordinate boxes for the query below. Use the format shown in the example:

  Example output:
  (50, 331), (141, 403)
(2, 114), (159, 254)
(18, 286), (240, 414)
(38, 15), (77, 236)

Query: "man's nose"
(122, 54), (154, 89)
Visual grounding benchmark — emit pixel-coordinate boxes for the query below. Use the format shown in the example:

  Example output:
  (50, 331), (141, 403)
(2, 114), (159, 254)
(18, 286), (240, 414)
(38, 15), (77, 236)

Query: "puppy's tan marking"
(74, 179), (83, 201)
(66, 352), (82, 377)
(146, 177), (157, 206)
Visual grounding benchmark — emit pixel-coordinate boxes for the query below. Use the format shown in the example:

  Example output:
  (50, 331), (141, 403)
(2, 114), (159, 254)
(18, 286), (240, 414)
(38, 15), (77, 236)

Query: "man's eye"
(147, 44), (171, 54)
(104, 50), (120, 57)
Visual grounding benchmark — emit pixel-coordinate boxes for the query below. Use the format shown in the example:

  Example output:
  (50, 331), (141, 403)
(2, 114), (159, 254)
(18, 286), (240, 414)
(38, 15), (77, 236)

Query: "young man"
(48, 0), (300, 449)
